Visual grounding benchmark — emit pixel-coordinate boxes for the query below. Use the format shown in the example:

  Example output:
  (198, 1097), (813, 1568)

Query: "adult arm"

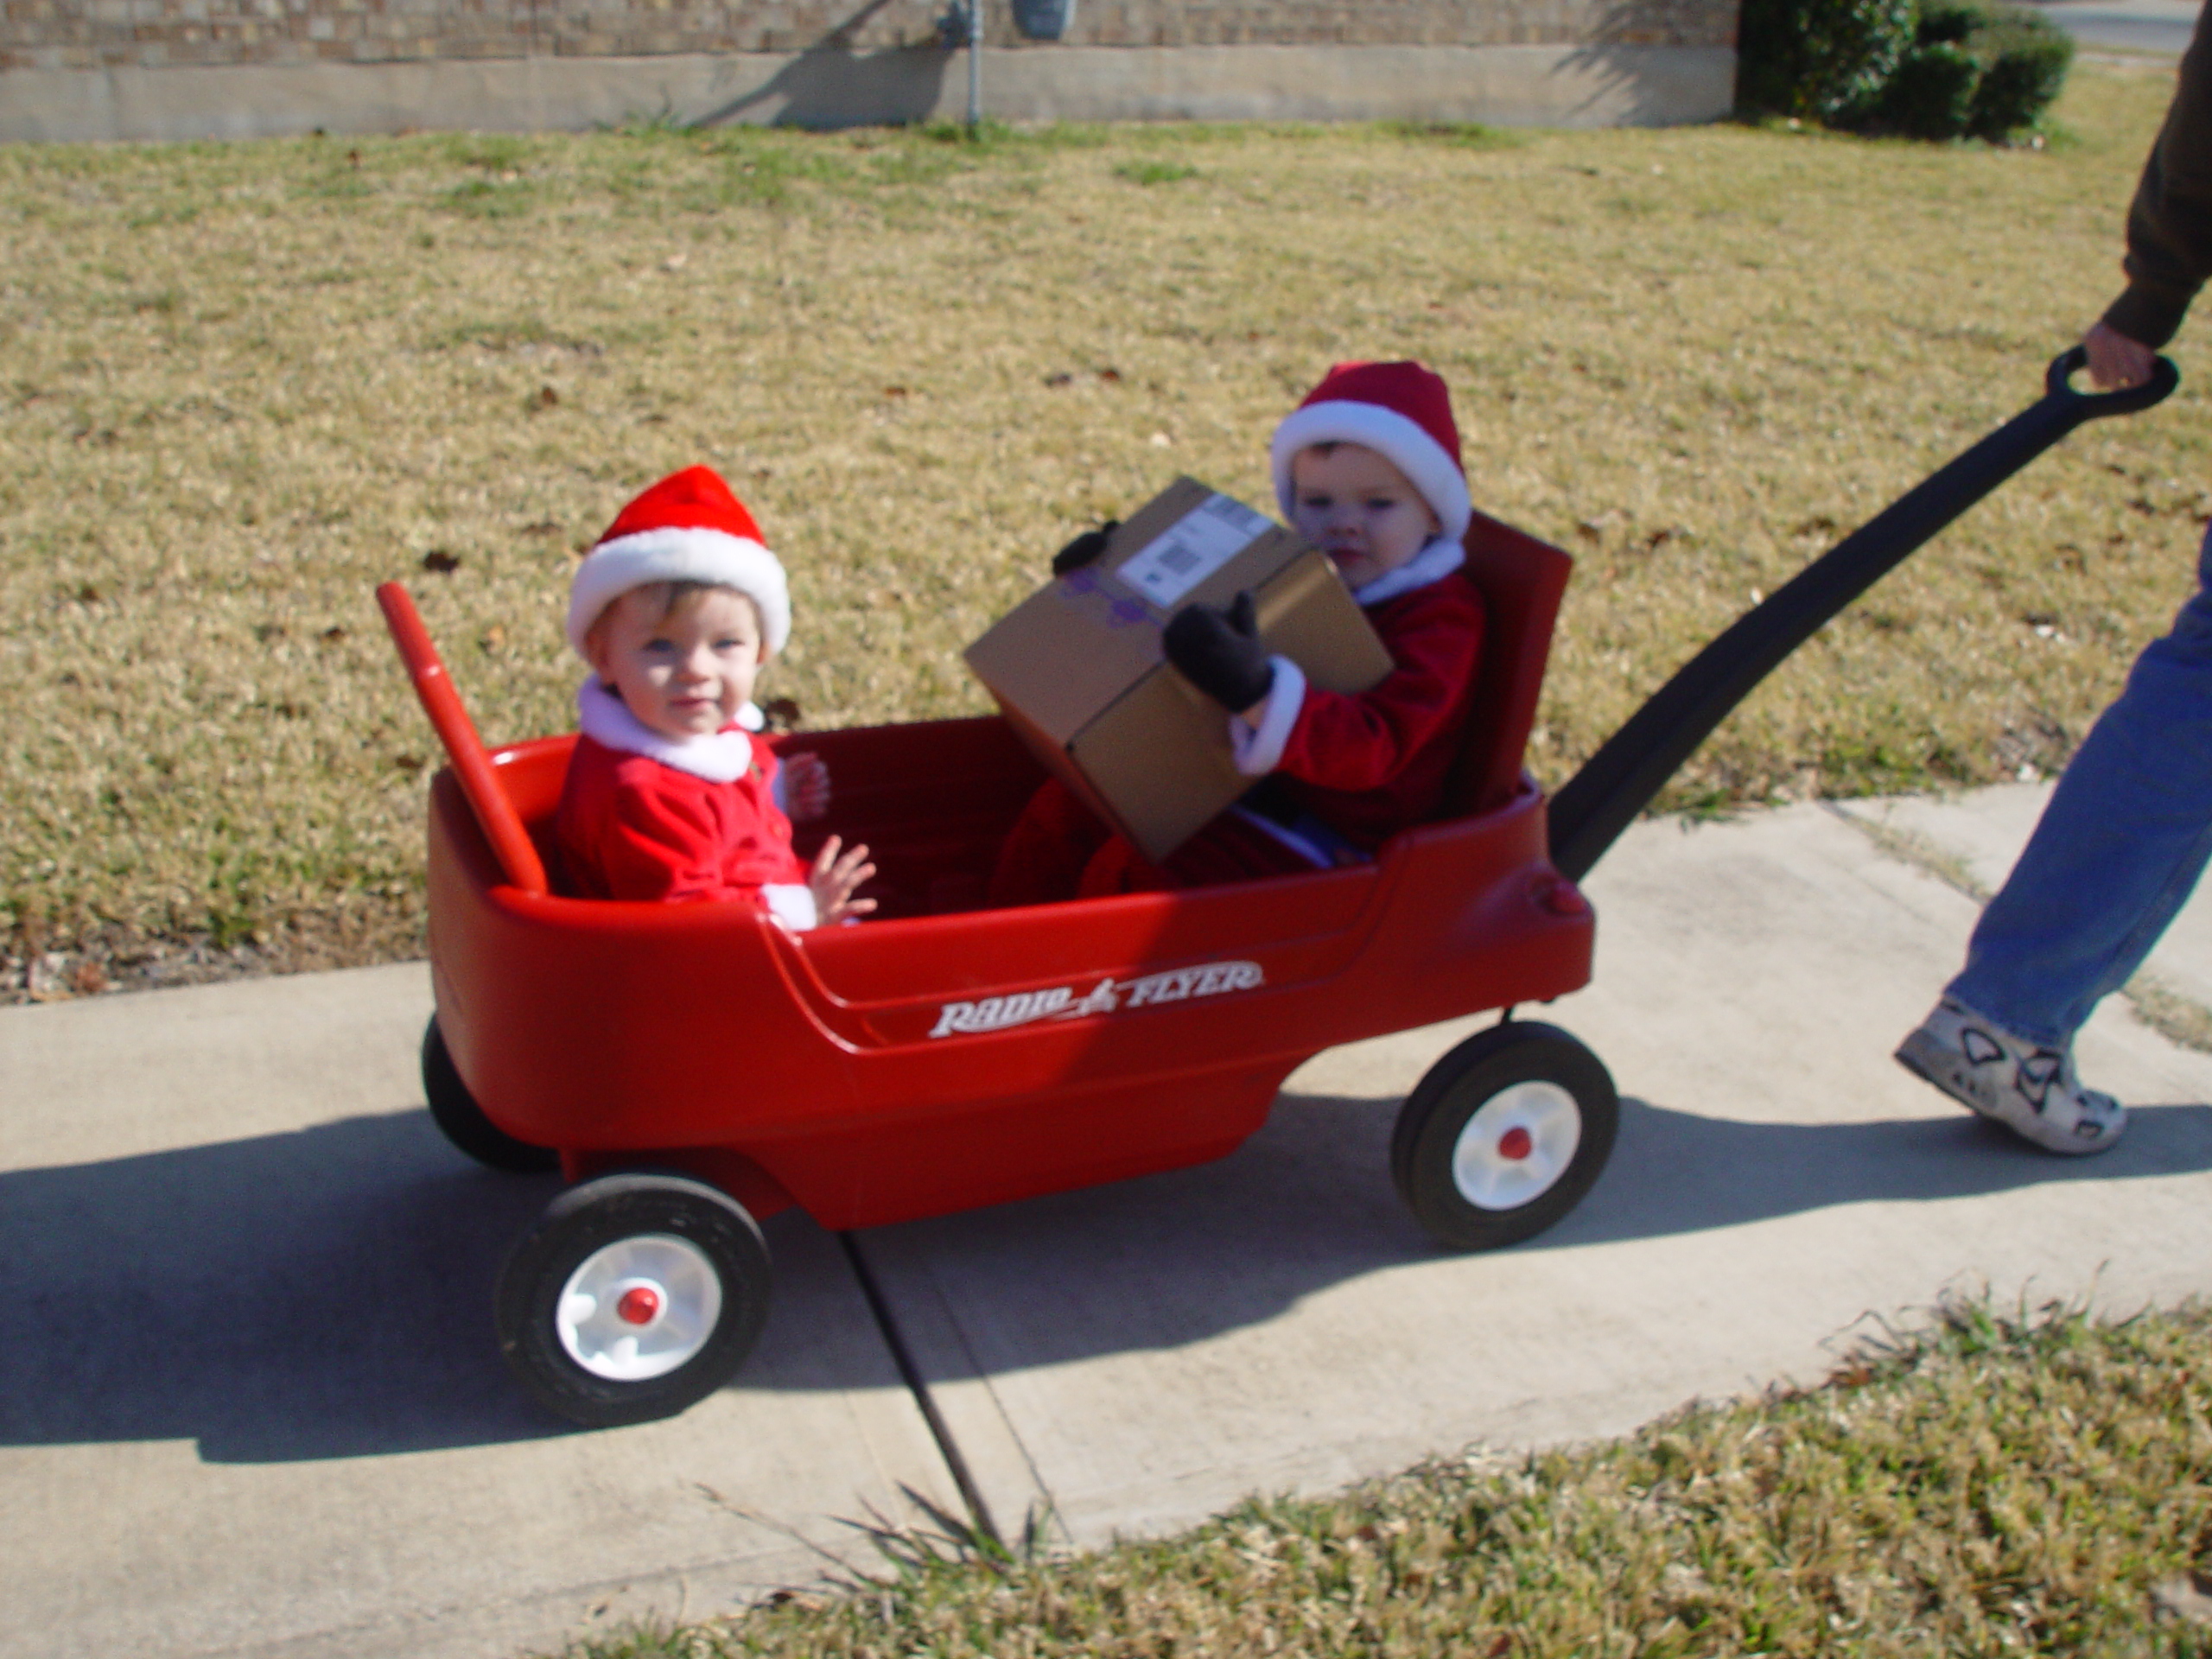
(2099, 14), (2212, 369)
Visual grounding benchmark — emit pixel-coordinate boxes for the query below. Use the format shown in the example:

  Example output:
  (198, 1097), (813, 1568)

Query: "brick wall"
(3, 0), (1736, 75)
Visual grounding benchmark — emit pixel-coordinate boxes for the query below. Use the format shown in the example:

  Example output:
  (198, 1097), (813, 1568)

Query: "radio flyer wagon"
(381, 350), (2171, 1428)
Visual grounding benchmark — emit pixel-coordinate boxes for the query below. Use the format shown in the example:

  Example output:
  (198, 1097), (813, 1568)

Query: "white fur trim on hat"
(567, 526), (791, 658)
(1271, 402), (1473, 546)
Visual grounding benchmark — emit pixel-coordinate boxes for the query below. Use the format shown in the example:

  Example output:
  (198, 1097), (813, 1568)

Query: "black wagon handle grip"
(1547, 346), (2178, 885)
(2046, 342), (2180, 417)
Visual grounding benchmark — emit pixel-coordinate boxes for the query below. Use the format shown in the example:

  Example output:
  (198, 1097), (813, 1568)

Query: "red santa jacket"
(1231, 538), (1485, 853)
(553, 681), (815, 924)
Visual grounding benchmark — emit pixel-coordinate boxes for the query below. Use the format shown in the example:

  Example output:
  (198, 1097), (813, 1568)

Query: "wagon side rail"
(1546, 347), (2178, 885)
(376, 581), (551, 896)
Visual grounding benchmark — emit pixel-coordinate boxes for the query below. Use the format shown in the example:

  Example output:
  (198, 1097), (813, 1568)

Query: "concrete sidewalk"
(8, 786), (2212, 1658)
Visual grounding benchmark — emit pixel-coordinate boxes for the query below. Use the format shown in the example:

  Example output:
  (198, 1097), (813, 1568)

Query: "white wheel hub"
(1451, 1081), (1581, 1211)
(556, 1234), (722, 1382)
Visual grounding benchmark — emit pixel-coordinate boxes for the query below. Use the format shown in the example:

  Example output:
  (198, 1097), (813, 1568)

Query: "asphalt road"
(2031, 0), (2199, 55)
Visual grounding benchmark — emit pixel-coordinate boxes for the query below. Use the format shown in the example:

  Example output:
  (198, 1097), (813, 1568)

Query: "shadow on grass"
(6, 1090), (2208, 1457)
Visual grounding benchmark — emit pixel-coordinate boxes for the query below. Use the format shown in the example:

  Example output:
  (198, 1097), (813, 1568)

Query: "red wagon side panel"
(426, 721), (1592, 1232)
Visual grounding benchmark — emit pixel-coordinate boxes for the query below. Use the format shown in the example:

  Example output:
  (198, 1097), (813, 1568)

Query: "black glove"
(1163, 590), (1274, 712)
(1052, 518), (1119, 577)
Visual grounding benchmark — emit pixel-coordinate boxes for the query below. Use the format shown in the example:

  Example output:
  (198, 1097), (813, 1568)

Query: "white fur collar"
(576, 677), (761, 784)
(1352, 536), (1466, 607)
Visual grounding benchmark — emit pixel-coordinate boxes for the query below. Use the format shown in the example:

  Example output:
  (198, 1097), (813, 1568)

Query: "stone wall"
(4, 0), (1734, 76)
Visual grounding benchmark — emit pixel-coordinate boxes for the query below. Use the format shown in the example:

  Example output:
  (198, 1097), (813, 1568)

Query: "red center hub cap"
(1497, 1127), (1534, 1161)
(615, 1286), (662, 1325)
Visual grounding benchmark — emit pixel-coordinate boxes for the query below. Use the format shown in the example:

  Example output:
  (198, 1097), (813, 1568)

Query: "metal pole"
(968, 0), (982, 128)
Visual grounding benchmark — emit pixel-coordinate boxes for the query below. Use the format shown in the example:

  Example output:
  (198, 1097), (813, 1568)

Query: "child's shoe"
(1895, 998), (2126, 1154)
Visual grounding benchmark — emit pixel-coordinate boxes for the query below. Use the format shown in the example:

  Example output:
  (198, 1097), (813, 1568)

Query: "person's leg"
(1900, 524), (2212, 1151)
(987, 779), (1115, 908)
(1955, 531), (2212, 1034)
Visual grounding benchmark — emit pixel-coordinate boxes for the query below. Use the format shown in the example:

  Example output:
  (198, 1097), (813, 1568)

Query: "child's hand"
(810, 835), (877, 925)
(1163, 590), (1274, 716)
(781, 750), (832, 822)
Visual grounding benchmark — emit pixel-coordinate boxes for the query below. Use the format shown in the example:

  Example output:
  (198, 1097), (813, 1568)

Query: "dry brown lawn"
(3, 65), (2206, 995)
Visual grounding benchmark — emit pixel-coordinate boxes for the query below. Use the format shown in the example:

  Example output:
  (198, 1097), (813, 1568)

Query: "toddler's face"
(1289, 442), (1442, 591)
(587, 585), (766, 741)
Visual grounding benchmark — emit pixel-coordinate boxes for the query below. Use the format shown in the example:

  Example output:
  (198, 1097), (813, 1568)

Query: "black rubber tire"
(496, 1173), (771, 1428)
(422, 1016), (558, 1173)
(1390, 1020), (1618, 1251)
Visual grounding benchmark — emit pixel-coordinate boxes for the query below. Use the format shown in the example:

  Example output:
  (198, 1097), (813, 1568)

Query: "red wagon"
(380, 510), (1609, 1427)
(381, 346), (2171, 1429)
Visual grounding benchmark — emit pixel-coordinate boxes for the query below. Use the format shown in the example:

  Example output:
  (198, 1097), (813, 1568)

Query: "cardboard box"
(965, 477), (1394, 862)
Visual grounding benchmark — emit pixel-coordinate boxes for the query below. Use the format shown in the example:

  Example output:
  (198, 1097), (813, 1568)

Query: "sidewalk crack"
(838, 1231), (1003, 1548)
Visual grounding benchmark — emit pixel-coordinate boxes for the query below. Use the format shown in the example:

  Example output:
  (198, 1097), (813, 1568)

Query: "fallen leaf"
(421, 550), (461, 575)
(1097, 367), (1123, 383)
(320, 626), (347, 644)
(1043, 372), (1074, 388)
(531, 385), (560, 410)
(520, 519), (563, 537)
(480, 624), (507, 651)
(760, 696), (803, 732)
(71, 959), (109, 996)
(393, 754), (425, 773)
(882, 385), (910, 399)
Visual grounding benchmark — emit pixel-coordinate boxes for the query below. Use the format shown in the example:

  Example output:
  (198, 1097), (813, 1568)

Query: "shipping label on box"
(965, 478), (1394, 863)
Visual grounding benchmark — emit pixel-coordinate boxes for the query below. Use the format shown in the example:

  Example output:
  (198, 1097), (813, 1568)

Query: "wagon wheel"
(496, 1172), (772, 1428)
(1390, 1021), (1618, 1251)
(422, 1016), (558, 1173)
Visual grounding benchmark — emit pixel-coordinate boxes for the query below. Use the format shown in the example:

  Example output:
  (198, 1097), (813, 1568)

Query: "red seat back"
(1444, 512), (1573, 817)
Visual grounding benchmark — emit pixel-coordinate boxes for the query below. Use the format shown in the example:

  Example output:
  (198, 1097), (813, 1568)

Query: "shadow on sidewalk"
(0, 1113), (567, 1461)
(843, 1090), (2212, 1376)
(8, 1092), (2207, 1453)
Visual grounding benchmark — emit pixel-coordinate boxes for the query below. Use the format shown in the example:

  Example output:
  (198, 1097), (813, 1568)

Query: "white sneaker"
(1896, 998), (2126, 1155)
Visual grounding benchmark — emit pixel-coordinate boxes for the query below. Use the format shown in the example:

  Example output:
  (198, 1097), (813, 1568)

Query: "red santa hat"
(567, 466), (791, 658)
(1268, 360), (1471, 545)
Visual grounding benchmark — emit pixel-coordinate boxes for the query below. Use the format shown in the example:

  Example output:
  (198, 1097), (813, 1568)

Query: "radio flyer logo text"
(928, 960), (1264, 1039)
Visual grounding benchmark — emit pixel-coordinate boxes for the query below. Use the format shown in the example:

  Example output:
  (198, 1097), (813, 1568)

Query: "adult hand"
(780, 750), (830, 822)
(1162, 590), (1274, 716)
(2084, 321), (2156, 391)
(809, 835), (877, 925)
(1052, 518), (1120, 576)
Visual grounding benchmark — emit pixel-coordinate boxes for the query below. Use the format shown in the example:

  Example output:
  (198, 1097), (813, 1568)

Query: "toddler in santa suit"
(989, 359), (1485, 904)
(553, 465), (876, 928)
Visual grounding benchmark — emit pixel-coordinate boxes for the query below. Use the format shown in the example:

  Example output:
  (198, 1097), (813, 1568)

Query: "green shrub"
(1735, 0), (1918, 119)
(1914, 0), (1983, 44)
(1741, 0), (2073, 139)
(1877, 40), (1982, 137)
(1969, 10), (2075, 137)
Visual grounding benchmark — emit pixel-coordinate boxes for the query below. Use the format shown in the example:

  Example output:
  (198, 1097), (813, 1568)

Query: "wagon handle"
(375, 582), (550, 896)
(1547, 346), (2179, 885)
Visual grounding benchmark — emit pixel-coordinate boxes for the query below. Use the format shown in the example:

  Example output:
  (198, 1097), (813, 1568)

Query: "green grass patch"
(1113, 158), (1200, 185)
(2, 66), (2207, 989)
(549, 1295), (2212, 1657)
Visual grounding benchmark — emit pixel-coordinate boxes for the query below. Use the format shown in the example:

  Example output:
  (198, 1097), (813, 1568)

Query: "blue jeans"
(1949, 524), (2212, 1046)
